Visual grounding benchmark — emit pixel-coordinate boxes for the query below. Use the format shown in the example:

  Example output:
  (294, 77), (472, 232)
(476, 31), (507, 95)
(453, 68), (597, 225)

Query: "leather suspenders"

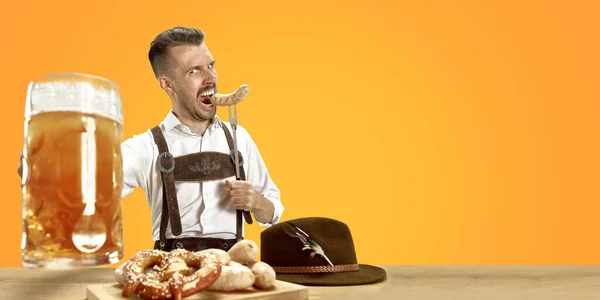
(151, 126), (182, 247)
(150, 122), (250, 248)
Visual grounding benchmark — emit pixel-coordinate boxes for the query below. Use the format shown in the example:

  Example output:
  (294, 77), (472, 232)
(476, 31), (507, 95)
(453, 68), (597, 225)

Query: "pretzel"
(120, 249), (222, 300)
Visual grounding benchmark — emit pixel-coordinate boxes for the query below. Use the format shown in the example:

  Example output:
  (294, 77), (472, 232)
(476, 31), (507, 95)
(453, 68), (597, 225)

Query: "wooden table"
(2, 266), (600, 299)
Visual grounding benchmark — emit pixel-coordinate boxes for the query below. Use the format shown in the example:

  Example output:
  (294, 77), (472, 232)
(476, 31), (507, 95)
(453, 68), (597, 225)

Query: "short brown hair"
(148, 26), (205, 78)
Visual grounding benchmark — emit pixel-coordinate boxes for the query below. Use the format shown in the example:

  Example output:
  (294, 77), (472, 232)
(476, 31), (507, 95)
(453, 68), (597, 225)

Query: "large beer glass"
(21, 73), (124, 268)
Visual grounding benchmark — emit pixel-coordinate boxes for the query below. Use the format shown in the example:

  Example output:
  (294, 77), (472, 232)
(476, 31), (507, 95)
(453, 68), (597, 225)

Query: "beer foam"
(27, 80), (123, 124)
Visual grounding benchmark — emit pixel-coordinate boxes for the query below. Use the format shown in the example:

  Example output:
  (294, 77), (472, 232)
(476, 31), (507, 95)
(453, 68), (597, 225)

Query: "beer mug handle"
(17, 151), (23, 178)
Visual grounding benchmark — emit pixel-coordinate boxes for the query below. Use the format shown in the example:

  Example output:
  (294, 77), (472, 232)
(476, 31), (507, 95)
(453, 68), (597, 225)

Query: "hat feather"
(282, 223), (334, 266)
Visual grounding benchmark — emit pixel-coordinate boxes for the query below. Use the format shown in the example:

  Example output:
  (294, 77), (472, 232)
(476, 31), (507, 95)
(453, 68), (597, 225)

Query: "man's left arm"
(250, 189), (276, 224)
(227, 127), (284, 226)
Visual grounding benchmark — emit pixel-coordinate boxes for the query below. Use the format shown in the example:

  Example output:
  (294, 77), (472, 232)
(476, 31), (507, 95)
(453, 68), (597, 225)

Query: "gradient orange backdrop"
(1, 0), (599, 267)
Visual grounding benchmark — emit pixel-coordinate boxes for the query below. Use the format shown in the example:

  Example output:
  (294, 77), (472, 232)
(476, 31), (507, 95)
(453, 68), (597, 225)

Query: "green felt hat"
(260, 217), (387, 286)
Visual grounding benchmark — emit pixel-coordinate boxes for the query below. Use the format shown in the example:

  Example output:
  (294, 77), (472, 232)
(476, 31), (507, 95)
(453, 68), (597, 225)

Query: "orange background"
(1, 0), (599, 267)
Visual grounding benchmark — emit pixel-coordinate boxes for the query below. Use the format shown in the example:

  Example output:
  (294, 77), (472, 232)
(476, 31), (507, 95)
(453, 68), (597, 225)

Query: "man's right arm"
(121, 132), (154, 199)
(16, 132), (153, 198)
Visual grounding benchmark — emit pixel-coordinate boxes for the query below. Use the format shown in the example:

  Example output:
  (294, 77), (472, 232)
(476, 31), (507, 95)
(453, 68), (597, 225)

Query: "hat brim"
(274, 264), (387, 286)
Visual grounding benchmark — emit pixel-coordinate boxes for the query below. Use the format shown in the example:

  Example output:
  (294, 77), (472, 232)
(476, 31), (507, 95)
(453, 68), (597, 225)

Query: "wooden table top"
(2, 266), (600, 299)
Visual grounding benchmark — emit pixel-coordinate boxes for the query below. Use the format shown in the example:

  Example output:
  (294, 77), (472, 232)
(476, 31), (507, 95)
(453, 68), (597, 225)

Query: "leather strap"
(151, 126), (183, 244)
(153, 237), (238, 252)
(220, 122), (254, 242)
(158, 185), (169, 247)
(272, 264), (360, 274)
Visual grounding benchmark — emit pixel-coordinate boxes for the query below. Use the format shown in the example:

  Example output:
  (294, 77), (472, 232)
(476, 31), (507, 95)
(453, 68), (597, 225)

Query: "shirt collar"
(161, 110), (222, 134)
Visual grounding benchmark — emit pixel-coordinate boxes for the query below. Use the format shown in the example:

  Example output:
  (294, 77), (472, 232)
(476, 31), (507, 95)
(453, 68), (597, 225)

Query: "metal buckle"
(230, 149), (244, 166)
(173, 241), (183, 249)
(158, 152), (175, 173)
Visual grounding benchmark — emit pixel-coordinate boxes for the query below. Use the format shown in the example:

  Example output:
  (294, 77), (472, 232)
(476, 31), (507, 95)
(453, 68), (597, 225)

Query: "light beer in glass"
(20, 73), (124, 268)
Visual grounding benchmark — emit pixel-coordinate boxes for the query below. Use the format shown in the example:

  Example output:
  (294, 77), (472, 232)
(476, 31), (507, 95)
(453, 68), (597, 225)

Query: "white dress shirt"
(120, 110), (284, 241)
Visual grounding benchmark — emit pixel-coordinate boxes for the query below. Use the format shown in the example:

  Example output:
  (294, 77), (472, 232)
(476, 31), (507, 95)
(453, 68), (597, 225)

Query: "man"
(17, 26), (284, 252)
(120, 26), (284, 251)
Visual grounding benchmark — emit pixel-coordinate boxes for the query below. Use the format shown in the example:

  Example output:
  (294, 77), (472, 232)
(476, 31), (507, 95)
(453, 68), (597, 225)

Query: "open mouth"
(198, 88), (215, 108)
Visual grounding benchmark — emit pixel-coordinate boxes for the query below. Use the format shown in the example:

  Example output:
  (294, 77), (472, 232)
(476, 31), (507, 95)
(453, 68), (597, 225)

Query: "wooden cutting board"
(86, 280), (308, 300)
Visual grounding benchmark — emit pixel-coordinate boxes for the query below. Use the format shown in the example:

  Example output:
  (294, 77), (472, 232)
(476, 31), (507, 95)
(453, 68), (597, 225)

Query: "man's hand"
(225, 179), (275, 224)
(226, 180), (257, 211)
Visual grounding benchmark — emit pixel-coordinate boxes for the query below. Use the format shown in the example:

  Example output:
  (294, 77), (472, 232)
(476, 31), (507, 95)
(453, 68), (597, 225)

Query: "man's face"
(163, 43), (218, 122)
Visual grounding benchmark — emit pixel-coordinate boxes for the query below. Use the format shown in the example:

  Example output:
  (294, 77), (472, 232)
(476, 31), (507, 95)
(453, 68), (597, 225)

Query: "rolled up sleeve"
(242, 127), (284, 227)
(120, 132), (152, 200)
